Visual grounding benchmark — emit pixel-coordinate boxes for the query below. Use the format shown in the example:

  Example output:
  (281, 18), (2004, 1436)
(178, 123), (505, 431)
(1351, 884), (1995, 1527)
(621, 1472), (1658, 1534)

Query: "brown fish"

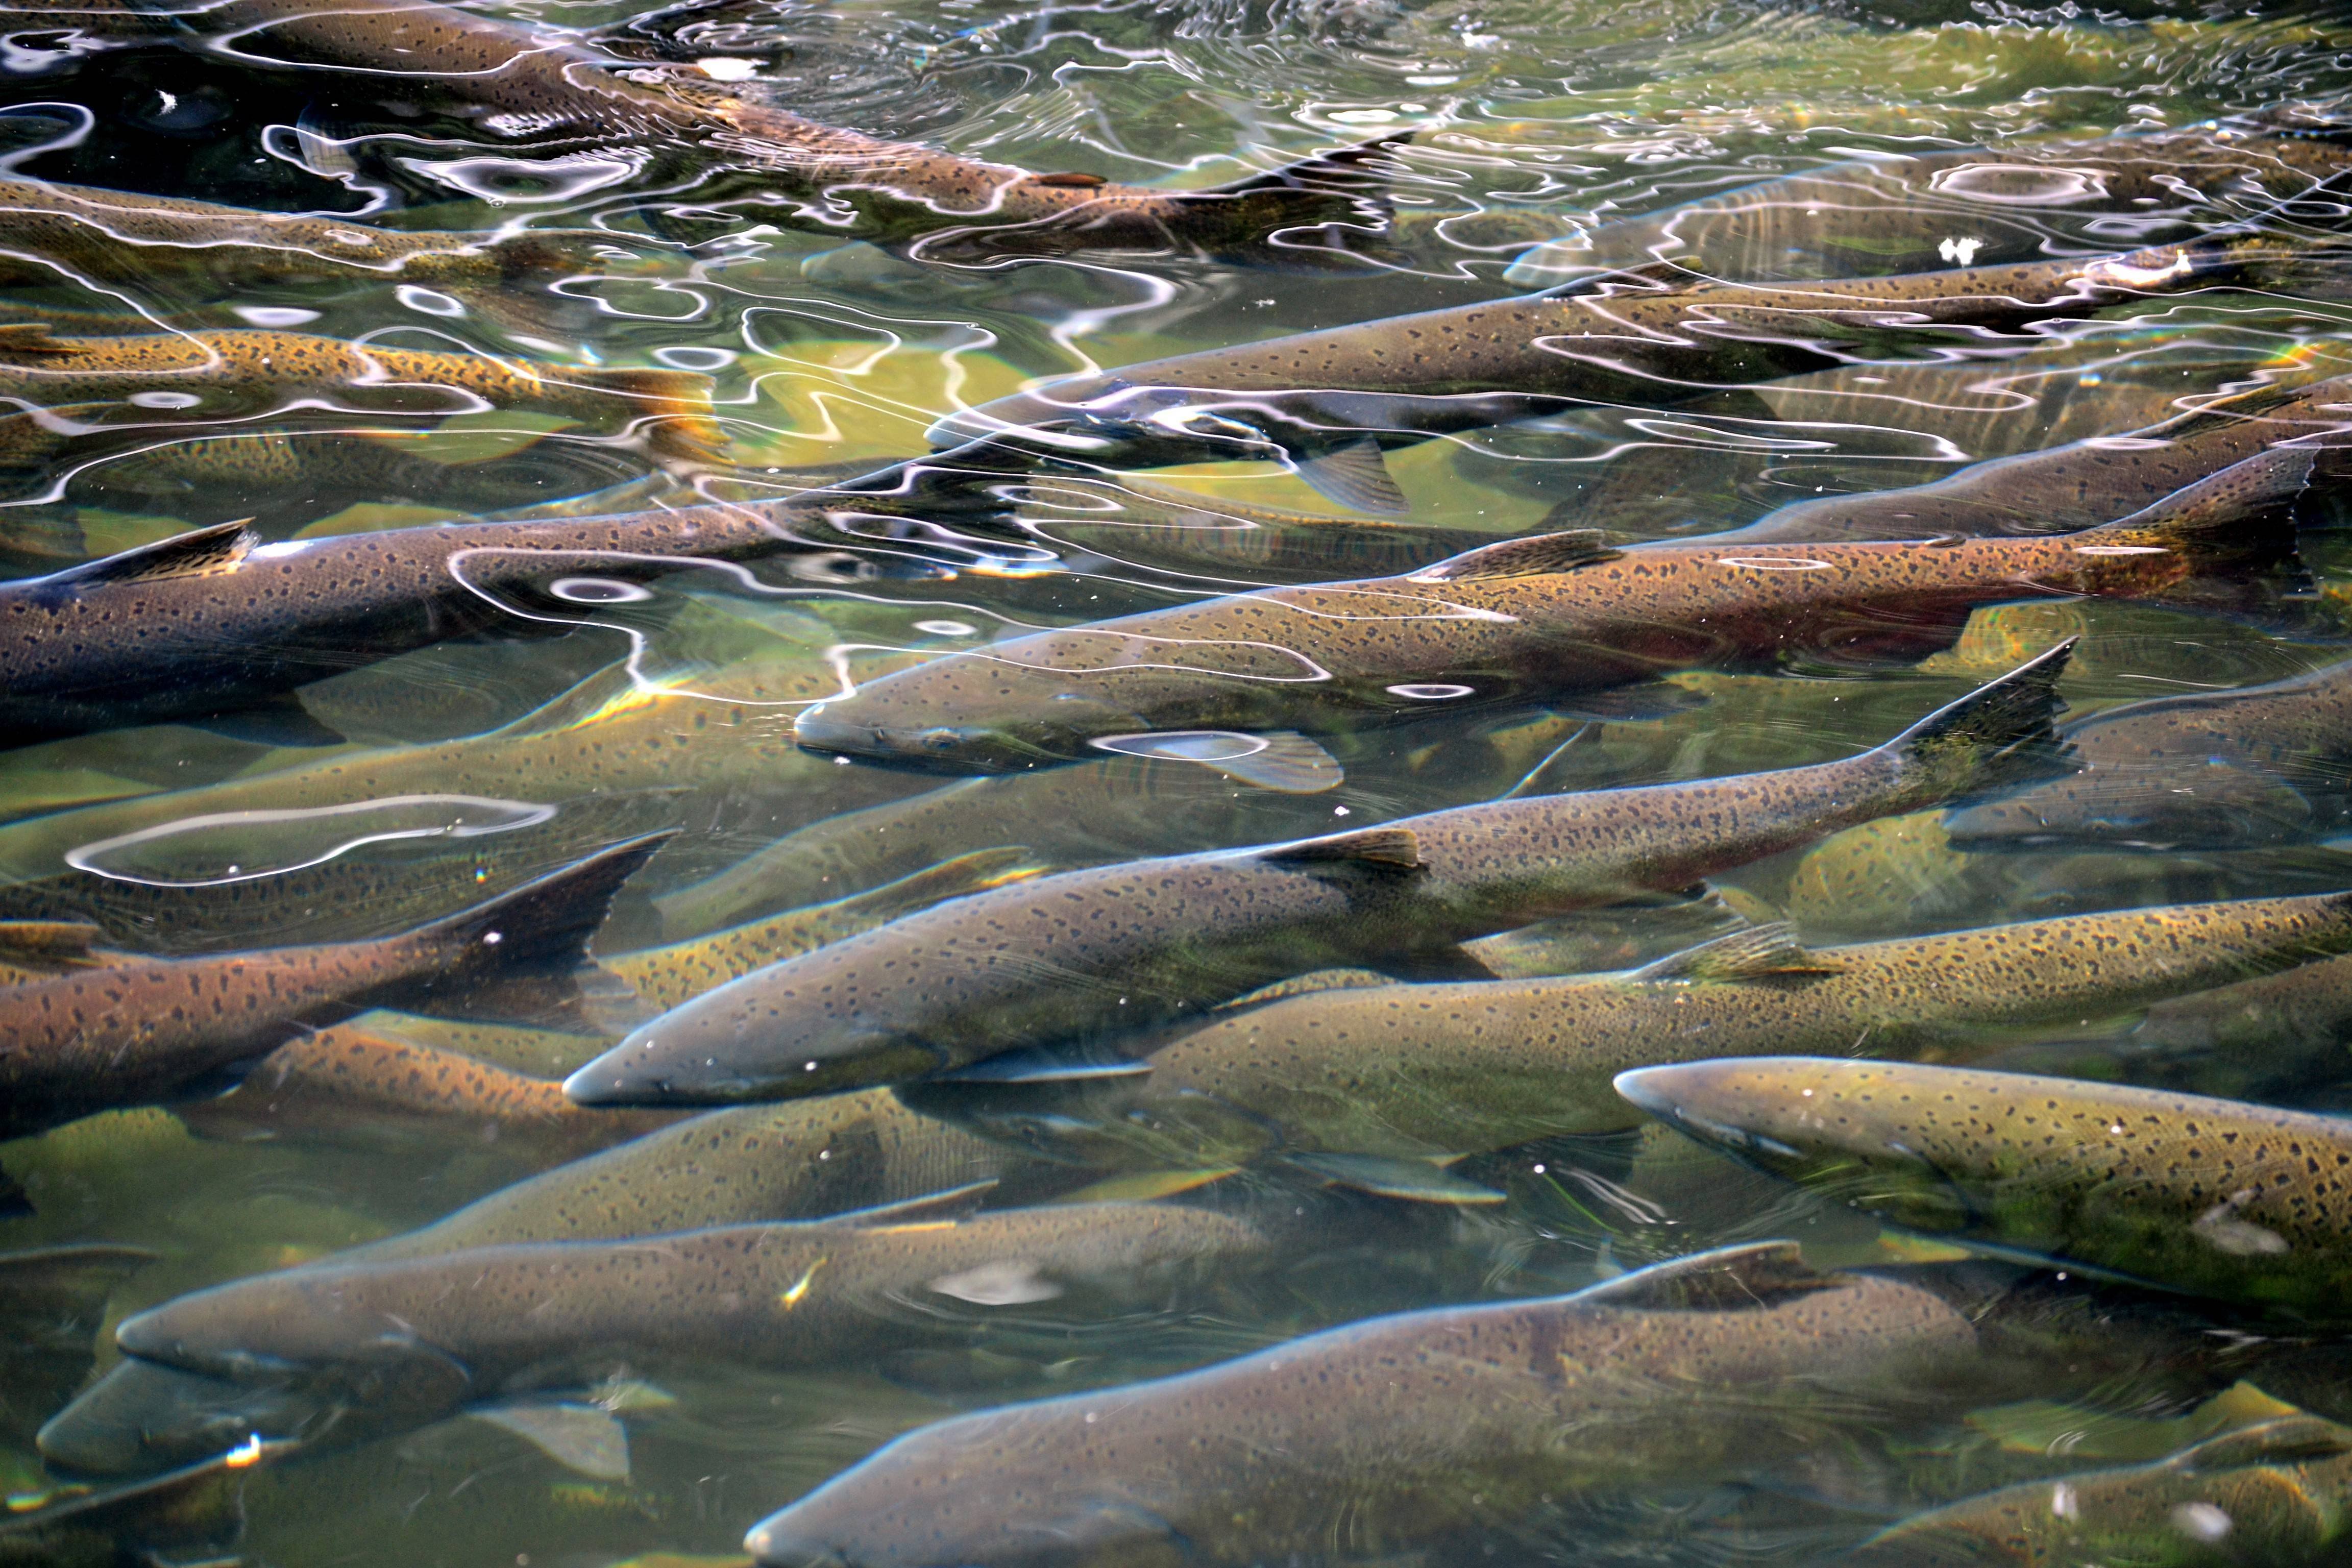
(742, 1242), (1980, 1568)
(162, 0), (1400, 255)
(0, 832), (665, 1138)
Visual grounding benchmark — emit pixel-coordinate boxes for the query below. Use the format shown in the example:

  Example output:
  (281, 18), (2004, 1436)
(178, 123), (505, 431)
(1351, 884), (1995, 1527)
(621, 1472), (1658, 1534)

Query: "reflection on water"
(4, 0), (2352, 1562)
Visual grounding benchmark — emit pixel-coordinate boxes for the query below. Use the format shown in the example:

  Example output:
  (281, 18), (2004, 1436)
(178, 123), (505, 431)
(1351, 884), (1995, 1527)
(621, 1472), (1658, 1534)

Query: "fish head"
(1614, 1058), (1980, 1233)
(37, 1359), (330, 1477)
(114, 1270), (477, 1418)
(565, 994), (950, 1107)
(793, 665), (1161, 776)
(1945, 757), (2318, 852)
(745, 1409), (1187, 1568)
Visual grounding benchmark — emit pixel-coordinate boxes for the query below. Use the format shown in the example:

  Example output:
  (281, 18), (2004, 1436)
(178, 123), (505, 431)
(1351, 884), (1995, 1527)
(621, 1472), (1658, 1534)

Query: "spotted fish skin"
(741, 1244), (1979, 1568)
(568, 645), (2070, 1107)
(1718, 374), (2352, 544)
(156, 0), (1395, 253)
(1947, 656), (2352, 851)
(114, 1202), (1265, 1412)
(969, 890), (2352, 1172)
(1846, 1415), (2352, 1566)
(0, 177), (595, 289)
(0, 325), (720, 469)
(789, 471), (2267, 774)
(1614, 1057), (2352, 1318)
(0, 835), (664, 1139)
(931, 241), (2270, 462)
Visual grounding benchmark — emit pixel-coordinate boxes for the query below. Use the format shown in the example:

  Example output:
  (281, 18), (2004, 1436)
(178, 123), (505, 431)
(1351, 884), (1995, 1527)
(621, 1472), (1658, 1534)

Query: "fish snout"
(744, 1521), (855, 1568)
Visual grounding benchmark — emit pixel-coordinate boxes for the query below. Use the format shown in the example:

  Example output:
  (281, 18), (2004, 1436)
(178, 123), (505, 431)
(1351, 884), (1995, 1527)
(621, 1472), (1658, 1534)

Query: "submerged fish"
(1847, 1414), (2352, 1566)
(1615, 1057), (2352, 1318)
(0, 1438), (292, 1567)
(931, 240), (2277, 506)
(1946, 656), (2352, 851)
(789, 469), (2280, 774)
(935, 890), (2352, 1197)
(0, 833), (663, 1139)
(568, 644), (2069, 1106)
(154, 0), (1398, 255)
(0, 323), (719, 471)
(742, 1242), (1979, 1568)
(116, 1193), (1264, 1425)
(1714, 373), (2352, 544)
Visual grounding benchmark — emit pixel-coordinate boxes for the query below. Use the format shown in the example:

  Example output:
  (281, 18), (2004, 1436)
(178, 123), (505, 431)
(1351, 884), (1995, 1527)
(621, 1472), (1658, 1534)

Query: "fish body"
(1716, 374), (2352, 544)
(115, 1199), (1265, 1415)
(568, 645), (2070, 1105)
(1946, 656), (2352, 851)
(0, 324), (719, 471)
(789, 480), (2273, 774)
(930, 241), (2268, 477)
(0, 833), (661, 1138)
(947, 891), (2352, 1175)
(1615, 1057), (2352, 1317)
(152, 0), (1395, 253)
(1847, 1414), (2352, 1566)
(742, 1242), (1979, 1568)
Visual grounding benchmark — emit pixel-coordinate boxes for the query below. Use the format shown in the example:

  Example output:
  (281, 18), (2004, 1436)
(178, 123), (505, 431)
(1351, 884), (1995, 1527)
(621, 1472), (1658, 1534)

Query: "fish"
(605, 848), (1046, 1014)
(787, 459), (2284, 775)
(567, 642), (2070, 1106)
(1613, 1057), (2352, 1318)
(0, 1437), (293, 1567)
(0, 831), (665, 1139)
(651, 754), (1342, 937)
(114, 1193), (1267, 1428)
(0, 323), (721, 472)
(1711, 372), (2352, 543)
(926, 890), (2352, 1198)
(0, 176), (602, 291)
(1844, 1413), (2352, 1566)
(928, 239), (2282, 505)
(1945, 655), (2352, 851)
(149, 0), (1401, 256)
(740, 1241), (1981, 1568)
(0, 1242), (156, 1448)
(36, 1086), (1039, 1474)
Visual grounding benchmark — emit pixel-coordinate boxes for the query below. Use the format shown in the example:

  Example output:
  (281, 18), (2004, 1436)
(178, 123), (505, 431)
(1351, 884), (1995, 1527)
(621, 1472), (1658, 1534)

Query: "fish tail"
(564, 366), (728, 465)
(1881, 640), (2074, 801)
(1188, 132), (1413, 234)
(2093, 445), (2319, 570)
(403, 831), (676, 1020)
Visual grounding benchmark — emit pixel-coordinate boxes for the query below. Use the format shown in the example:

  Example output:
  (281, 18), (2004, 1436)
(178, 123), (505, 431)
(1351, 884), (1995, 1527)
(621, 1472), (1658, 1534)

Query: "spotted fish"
(741, 1242), (1980, 1568)
(566, 644), (2070, 1106)
(788, 467), (2284, 775)
(1615, 1057), (2352, 1318)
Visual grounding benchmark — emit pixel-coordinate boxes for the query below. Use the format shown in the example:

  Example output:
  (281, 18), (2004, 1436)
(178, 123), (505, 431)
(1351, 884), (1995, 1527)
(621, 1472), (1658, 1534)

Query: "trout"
(1946, 656), (2352, 851)
(567, 643), (2070, 1106)
(930, 240), (2274, 509)
(1615, 1057), (2352, 1318)
(742, 1242), (1980, 1568)
(0, 323), (720, 471)
(0, 832), (663, 1138)
(787, 468), (2283, 775)
(115, 1194), (1266, 1424)
(146, 0), (1399, 254)
(1846, 1414), (2352, 1566)
(0, 1439), (293, 1567)
(936, 891), (2352, 1195)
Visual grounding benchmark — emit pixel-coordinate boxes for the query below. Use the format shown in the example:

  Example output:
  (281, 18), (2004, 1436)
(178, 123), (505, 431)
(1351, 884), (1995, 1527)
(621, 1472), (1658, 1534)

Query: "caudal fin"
(401, 831), (676, 1020)
(1881, 640), (2074, 800)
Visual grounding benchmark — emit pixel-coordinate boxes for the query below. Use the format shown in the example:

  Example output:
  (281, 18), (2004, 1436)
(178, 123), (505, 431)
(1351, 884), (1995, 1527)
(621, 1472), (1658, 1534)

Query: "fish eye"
(917, 727), (965, 751)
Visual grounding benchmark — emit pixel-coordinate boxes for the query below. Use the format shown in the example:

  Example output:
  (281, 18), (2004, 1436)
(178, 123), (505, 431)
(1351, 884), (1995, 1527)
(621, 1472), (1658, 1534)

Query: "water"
(3, 0), (2352, 1561)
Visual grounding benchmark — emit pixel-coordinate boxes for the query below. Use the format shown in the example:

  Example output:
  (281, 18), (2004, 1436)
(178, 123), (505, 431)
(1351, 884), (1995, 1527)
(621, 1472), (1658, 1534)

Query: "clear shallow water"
(5, 0), (2352, 1563)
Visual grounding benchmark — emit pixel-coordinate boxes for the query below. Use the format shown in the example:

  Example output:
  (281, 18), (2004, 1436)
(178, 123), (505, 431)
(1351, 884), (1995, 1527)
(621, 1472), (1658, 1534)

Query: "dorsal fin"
(487, 662), (649, 739)
(824, 1179), (999, 1229)
(0, 920), (109, 972)
(1573, 1241), (1837, 1312)
(1630, 922), (1846, 985)
(2174, 1414), (2352, 1472)
(1258, 826), (1423, 872)
(48, 519), (256, 587)
(1410, 530), (1622, 582)
(0, 321), (75, 357)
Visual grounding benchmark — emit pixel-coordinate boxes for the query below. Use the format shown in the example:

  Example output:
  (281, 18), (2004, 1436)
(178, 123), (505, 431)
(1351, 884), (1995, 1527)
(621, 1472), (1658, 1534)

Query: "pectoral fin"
(1287, 1152), (1506, 1205)
(1295, 438), (1409, 517)
(1411, 530), (1622, 582)
(1090, 729), (1343, 793)
(189, 695), (351, 749)
(1258, 826), (1422, 872)
(1629, 923), (1845, 985)
(930, 1048), (1154, 1085)
(469, 1402), (631, 1481)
